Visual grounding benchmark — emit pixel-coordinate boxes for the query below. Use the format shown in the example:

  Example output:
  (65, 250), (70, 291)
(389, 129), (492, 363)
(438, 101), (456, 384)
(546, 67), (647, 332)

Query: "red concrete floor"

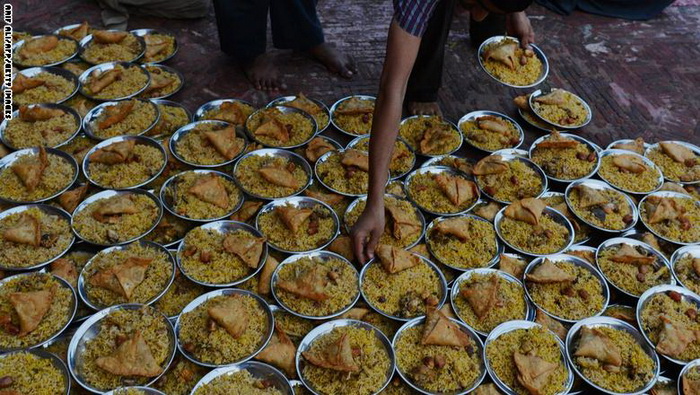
(12, 0), (700, 149)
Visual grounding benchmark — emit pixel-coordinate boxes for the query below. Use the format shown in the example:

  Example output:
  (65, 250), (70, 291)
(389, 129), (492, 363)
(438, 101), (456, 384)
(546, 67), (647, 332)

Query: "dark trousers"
(212, 0), (325, 64)
(405, 0), (506, 103)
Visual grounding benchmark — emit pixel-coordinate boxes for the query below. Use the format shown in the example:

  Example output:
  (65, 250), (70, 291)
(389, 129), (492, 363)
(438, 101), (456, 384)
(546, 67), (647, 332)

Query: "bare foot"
(407, 101), (442, 116)
(309, 43), (356, 78)
(243, 52), (285, 91)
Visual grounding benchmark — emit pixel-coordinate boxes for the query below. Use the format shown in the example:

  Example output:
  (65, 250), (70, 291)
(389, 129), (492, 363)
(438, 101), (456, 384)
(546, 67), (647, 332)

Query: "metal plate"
(82, 99), (161, 141)
(477, 35), (549, 89)
(494, 205), (574, 257)
(343, 194), (425, 249)
(175, 289), (274, 367)
(404, 166), (480, 216)
(169, 120), (247, 167)
(315, 149), (384, 197)
(528, 89), (593, 130)
(233, 148), (312, 199)
(297, 319), (394, 395)
(606, 138), (651, 154)
(329, 95), (376, 138)
(0, 103), (81, 150)
(393, 316), (486, 394)
(517, 107), (552, 132)
(564, 179), (639, 233)
(595, 237), (675, 299)
(425, 214), (502, 271)
(644, 141), (700, 185)
(0, 272), (77, 351)
(255, 196), (339, 254)
(245, 106), (318, 149)
(77, 240), (176, 310)
(359, 253), (447, 322)
(486, 320), (575, 395)
(0, 348), (71, 394)
(421, 154), (473, 169)
(492, 148), (528, 158)
(540, 190), (592, 245)
(78, 32), (146, 65)
(638, 190), (700, 245)
(193, 98), (256, 122)
(267, 95), (331, 133)
(193, 361), (292, 394)
(398, 115), (463, 157)
(474, 153), (548, 204)
(529, 132), (601, 183)
(596, 149), (664, 194)
(678, 359), (700, 394)
(67, 304), (176, 393)
(458, 110), (525, 153)
(104, 387), (165, 395)
(523, 254), (610, 324)
(565, 316), (659, 394)
(272, 251), (359, 320)
(450, 268), (531, 337)
(160, 169), (244, 222)
(7, 66), (80, 104)
(636, 284), (700, 365)
(139, 63), (185, 99)
(130, 28), (179, 64)
(13, 35), (79, 68)
(346, 135), (416, 180)
(175, 220), (267, 287)
(71, 188), (163, 246)
(83, 135), (167, 190)
(0, 204), (75, 270)
(78, 62), (150, 101)
(670, 245), (700, 292)
(0, 148), (78, 204)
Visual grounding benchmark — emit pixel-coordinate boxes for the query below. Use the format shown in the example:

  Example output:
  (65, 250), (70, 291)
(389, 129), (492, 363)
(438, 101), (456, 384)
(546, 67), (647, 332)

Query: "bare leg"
(407, 101), (443, 116)
(242, 52), (286, 91)
(309, 43), (357, 78)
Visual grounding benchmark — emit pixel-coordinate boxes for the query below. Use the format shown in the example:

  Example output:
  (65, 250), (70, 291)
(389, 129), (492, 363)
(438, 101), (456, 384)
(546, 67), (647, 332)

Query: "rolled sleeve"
(393, 0), (440, 37)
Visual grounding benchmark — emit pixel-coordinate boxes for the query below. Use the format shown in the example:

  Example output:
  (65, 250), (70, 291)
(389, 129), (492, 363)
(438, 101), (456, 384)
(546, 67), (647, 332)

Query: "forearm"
(367, 21), (422, 207)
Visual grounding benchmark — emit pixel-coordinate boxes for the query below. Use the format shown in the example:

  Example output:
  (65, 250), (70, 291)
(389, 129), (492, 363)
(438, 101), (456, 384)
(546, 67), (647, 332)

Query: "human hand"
(507, 12), (535, 49)
(350, 201), (385, 264)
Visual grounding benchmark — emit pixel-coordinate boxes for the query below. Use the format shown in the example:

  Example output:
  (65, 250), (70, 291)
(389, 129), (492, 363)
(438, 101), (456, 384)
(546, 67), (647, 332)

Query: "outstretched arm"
(351, 21), (422, 263)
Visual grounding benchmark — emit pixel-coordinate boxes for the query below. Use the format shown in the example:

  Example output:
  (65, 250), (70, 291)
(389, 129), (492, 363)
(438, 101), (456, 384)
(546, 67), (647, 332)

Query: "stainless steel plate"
(343, 194), (425, 249)
(255, 196), (339, 254)
(175, 220), (267, 287)
(194, 98), (256, 122)
(425, 214), (502, 271)
(83, 135), (167, 190)
(404, 166), (480, 216)
(77, 240), (176, 310)
(0, 272), (77, 351)
(267, 95), (330, 133)
(346, 135), (416, 180)
(7, 66), (80, 104)
(528, 89), (593, 130)
(160, 169), (244, 222)
(494, 205), (574, 257)
(477, 35), (549, 89)
(0, 204), (75, 270)
(78, 32), (146, 65)
(529, 132), (601, 183)
(637, 190), (700, 245)
(13, 35), (79, 68)
(130, 28), (179, 64)
(297, 319), (394, 395)
(272, 251), (359, 320)
(565, 316), (659, 394)
(0, 147), (79, 204)
(399, 115), (463, 157)
(71, 188), (163, 246)
(393, 316), (486, 394)
(82, 98), (161, 140)
(245, 106), (318, 149)
(67, 303), (176, 393)
(596, 149), (664, 194)
(359, 253), (447, 322)
(450, 268), (530, 337)
(0, 103), (81, 150)
(595, 237), (675, 299)
(564, 179), (638, 233)
(329, 95), (376, 138)
(644, 141), (700, 185)
(78, 61), (150, 101)
(474, 153), (548, 204)
(458, 110), (525, 153)
(233, 148), (312, 199)
(523, 254), (609, 324)
(139, 63), (185, 99)
(0, 348), (72, 394)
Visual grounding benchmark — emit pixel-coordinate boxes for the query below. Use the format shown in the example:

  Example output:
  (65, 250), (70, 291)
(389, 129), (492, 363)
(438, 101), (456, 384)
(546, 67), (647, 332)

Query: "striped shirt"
(393, 0), (440, 37)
